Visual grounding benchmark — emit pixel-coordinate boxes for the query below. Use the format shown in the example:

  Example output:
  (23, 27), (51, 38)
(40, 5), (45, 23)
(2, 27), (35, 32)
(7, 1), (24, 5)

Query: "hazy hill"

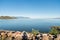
(0, 16), (30, 19)
(17, 16), (30, 19)
(0, 16), (17, 19)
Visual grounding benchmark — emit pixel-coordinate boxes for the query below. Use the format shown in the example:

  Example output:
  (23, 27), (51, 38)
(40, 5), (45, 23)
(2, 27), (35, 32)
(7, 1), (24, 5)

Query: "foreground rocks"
(0, 30), (60, 40)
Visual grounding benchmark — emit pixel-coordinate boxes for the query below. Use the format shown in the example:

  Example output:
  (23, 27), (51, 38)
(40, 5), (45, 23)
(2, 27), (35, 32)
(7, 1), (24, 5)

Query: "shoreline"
(0, 30), (60, 40)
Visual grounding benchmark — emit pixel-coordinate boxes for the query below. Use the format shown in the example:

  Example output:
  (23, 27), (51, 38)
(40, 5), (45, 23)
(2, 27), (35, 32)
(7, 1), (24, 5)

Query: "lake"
(0, 19), (60, 32)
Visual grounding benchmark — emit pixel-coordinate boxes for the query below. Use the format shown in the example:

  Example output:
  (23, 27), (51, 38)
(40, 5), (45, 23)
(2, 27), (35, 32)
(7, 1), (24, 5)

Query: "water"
(0, 19), (60, 32)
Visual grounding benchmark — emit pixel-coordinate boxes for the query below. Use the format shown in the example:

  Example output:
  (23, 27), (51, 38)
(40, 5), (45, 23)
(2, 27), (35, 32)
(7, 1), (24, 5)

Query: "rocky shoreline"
(0, 30), (60, 40)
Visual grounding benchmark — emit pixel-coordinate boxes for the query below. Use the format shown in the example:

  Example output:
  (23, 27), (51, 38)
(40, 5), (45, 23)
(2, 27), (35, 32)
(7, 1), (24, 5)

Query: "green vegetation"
(49, 26), (60, 35)
(32, 29), (39, 36)
(0, 16), (17, 19)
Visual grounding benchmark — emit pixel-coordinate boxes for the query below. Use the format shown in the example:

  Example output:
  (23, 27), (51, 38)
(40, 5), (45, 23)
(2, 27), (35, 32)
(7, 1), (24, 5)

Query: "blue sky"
(0, 0), (60, 18)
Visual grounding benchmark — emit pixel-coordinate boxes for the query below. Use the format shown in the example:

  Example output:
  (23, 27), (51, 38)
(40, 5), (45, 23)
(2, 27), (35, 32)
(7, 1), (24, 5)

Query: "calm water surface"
(0, 19), (60, 32)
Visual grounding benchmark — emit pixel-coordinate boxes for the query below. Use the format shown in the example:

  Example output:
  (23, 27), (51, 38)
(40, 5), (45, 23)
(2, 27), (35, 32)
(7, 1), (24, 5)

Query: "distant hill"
(17, 16), (30, 19)
(0, 16), (30, 19)
(47, 18), (60, 19)
(0, 16), (17, 19)
(52, 18), (60, 19)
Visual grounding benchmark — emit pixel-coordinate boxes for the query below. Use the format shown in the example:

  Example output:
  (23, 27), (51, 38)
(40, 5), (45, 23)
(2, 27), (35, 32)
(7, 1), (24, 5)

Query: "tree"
(49, 28), (59, 35)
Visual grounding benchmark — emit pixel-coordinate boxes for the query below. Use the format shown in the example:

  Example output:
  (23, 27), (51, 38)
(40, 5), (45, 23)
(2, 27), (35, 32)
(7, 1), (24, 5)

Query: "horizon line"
(0, 15), (60, 19)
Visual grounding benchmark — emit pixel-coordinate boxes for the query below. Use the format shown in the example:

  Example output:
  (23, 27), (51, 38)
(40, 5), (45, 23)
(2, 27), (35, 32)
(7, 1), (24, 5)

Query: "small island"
(0, 16), (17, 19)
